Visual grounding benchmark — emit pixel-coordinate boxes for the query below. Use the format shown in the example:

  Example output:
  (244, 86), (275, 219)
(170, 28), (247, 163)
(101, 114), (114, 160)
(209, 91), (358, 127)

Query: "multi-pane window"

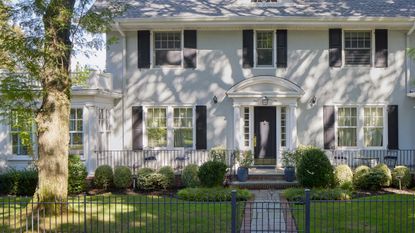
(146, 108), (167, 147)
(337, 107), (357, 147)
(344, 31), (371, 65)
(154, 32), (182, 67)
(256, 31), (274, 66)
(364, 107), (384, 147)
(173, 108), (193, 147)
(243, 107), (250, 147)
(98, 108), (110, 151)
(10, 111), (32, 155)
(280, 107), (287, 147)
(69, 109), (83, 151)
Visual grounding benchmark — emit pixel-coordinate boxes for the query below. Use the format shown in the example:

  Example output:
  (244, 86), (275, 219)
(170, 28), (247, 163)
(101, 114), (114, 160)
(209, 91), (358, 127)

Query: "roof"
(94, 0), (415, 20)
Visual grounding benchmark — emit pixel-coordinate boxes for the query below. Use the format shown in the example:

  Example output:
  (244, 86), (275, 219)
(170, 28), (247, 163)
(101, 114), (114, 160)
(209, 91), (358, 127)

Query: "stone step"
(230, 180), (299, 190)
(245, 174), (285, 181)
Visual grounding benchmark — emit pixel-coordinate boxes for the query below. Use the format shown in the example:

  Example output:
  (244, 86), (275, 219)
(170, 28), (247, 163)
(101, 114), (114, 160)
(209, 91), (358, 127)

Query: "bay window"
(69, 108), (83, 151)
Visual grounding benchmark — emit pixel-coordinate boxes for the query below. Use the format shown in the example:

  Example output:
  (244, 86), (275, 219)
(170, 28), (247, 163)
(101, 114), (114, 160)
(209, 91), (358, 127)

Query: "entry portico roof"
(226, 76), (304, 98)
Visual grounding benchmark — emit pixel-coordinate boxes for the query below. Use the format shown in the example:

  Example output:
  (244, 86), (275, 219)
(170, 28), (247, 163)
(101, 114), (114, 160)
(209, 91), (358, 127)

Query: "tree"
(0, 0), (123, 203)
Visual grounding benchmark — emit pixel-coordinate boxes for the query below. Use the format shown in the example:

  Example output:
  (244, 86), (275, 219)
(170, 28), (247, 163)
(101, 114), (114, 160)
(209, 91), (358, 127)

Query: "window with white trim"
(154, 31), (182, 67)
(256, 31), (274, 66)
(146, 107), (167, 148)
(243, 107), (250, 147)
(363, 107), (384, 147)
(10, 111), (33, 155)
(337, 107), (357, 147)
(344, 31), (371, 66)
(69, 108), (83, 151)
(173, 107), (193, 148)
(280, 107), (287, 147)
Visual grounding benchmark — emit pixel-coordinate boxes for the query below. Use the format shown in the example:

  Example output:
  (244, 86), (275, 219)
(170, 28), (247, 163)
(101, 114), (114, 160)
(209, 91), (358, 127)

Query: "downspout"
(115, 22), (126, 149)
(406, 21), (415, 94)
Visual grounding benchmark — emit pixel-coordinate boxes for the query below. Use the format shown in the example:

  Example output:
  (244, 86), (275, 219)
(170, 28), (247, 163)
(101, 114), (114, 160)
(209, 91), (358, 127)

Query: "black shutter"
(184, 30), (197, 68)
(323, 106), (336, 149)
(276, 30), (287, 68)
(242, 30), (254, 68)
(195, 105), (207, 150)
(375, 29), (388, 68)
(132, 106), (143, 150)
(387, 105), (399, 149)
(329, 29), (342, 67)
(137, 30), (150, 68)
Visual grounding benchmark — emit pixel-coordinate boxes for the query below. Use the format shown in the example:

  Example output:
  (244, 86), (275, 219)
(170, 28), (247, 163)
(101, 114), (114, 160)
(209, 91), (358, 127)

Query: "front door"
(254, 107), (276, 165)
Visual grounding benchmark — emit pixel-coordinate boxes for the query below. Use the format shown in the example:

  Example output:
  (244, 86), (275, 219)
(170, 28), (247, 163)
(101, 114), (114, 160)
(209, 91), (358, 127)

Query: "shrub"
(282, 188), (351, 202)
(296, 146), (334, 188)
(68, 155), (87, 194)
(137, 173), (169, 191)
(0, 168), (38, 195)
(334, 165), (353, 187)
(356, 170), (389, 191)
(158, 166), (175, 188)
(113, 166), (132, 189)
(198, 161), (227, 187)
(392, 166), (411, 189)
(373, 163), (392, 187)
(94, 165), (113, 190)
(137, 168), (155, 177)
(353, 165), (370, 189)
(209, 146), (227, 163)
(181, 164), (200, 188)
(177, 187), (252, 201)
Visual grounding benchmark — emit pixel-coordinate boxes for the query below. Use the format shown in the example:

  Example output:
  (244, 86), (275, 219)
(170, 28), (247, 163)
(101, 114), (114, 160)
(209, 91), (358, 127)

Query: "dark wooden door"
(254, 107), (276, 165)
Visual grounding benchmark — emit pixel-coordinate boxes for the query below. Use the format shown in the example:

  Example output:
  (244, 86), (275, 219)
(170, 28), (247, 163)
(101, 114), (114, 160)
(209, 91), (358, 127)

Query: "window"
(173, 108), (193, 147)
(69, 108), (83, 151)
(146, 108), (167, 147)
(154, 31), (182, 67)
(337, 107), (357, 147)
(10, 111), (33, 155)
(243, 107), (250, 147)
(344, 31), (371, 66)
(98, 108), (110, 151)
(280, 107), (287, 147)
(256, 31), (274, 66)
(363, 107), (384, 147)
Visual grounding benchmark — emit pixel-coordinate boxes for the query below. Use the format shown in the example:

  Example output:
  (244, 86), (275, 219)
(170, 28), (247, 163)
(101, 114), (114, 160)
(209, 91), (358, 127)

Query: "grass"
(291, 194), (415, 233)
(0, 194), (245, 233)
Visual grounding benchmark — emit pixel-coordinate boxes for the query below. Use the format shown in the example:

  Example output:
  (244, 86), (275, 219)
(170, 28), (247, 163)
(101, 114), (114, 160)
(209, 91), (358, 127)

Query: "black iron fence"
(2, 191), (415, 233)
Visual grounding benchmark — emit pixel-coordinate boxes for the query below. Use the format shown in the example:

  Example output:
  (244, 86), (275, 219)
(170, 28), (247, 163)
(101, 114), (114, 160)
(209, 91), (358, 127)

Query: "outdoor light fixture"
(261, 96), (268, 105)
(309, 96), (317, 106)
(213, 95), (218, 104)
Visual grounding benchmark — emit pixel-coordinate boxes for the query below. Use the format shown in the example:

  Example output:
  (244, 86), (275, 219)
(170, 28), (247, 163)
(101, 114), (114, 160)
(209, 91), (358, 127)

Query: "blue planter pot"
(284, 167), (296, 182)
(237, 167), (249, 182)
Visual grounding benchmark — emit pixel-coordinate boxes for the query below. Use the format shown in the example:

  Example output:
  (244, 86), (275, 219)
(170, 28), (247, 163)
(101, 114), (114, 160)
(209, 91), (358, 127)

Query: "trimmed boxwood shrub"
(198, 161), (227, 187)
(356, 170), (389, 191)
(392, 166), (411, 189)
(94, 165), (113, 190)
(137, 173), (169, 191)
(137, 168), (155, 177)
(177, 187), (252, 201)
(0, 168), (38, 195)
(334, 164), (353, 187)
(158, 166), (175, 188)
(282, 188), (351, 202)
(372, 163), (392, 187)
(181, 164), (200, 188)
(353, 165), (370, 189)
(68, 155), (87, 194)
(113, 166), (132, 189)
(296, 147), (334, 188)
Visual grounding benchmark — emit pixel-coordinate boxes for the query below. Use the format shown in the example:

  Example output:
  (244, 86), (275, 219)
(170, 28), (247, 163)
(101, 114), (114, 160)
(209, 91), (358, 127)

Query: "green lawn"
(292, 194), (415, 233)
(0, 195), (244, 233)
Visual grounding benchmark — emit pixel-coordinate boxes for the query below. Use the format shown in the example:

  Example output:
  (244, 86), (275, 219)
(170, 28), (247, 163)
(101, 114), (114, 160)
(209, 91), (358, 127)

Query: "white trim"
(152, 30), (184, 69)
(254, 30), (276, 68)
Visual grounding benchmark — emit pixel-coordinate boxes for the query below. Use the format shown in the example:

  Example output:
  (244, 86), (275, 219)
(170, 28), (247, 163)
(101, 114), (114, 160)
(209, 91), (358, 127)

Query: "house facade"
(1, 0), (415, 174)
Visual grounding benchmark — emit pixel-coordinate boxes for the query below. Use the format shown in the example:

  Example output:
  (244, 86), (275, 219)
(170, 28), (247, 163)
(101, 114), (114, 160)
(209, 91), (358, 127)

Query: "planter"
(237, 167), (249, 182)
(284, 166), (296, 182)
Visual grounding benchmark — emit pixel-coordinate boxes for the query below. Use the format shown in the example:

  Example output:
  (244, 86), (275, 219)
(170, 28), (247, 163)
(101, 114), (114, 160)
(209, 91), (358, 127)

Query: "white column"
(288, 105), (298, 150)
(276, 107), (282, 166)
(85, 105), (98, 175)
(233, 105), (241, 150)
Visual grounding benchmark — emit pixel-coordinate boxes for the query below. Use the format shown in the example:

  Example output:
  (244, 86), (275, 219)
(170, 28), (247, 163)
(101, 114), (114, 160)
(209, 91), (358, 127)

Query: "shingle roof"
(95, 0), (415, 20)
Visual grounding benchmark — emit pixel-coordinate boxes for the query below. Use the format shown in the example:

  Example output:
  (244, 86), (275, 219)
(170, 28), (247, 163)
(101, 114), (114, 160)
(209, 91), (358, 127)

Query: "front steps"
(230, 167), (299, 190)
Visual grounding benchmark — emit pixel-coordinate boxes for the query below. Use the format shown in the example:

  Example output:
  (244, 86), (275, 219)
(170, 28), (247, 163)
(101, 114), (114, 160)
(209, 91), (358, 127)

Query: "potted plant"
(236, 150), (253, 182)
(281, 150), (297, 182)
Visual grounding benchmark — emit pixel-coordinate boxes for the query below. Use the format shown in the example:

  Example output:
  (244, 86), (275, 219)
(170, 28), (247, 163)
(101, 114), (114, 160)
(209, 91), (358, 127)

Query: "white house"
(1, 0), (415, 174)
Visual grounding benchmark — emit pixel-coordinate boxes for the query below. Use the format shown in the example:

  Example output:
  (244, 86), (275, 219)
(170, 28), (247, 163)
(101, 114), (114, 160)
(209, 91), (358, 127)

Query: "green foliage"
(355, 170), (389, 191)
(392, 166), (412, 189)
(0, 168), (38, 195)
(282, 188), (351, 202)
(68, 155), (87, 194)
(281, 150), (301, 168)
(296, 146), (334, 188)
(137, 173), (169, 191)
(209, 146), (227, 163)
(137, 168), (155, 177)
(94, 165), (113, 190)
(372, 163), (392, 187)
(198, 161), (228, 187)
(236, 150), (253, 167)
(334, 165), (353, 187)
(177, 187), (252, 201)
(113, 166), (132, 189)
(71, 63), (92, 87)
(181, 164), (200, 188)
(158, 166), (175, 188)
(353, 165), (371, 189)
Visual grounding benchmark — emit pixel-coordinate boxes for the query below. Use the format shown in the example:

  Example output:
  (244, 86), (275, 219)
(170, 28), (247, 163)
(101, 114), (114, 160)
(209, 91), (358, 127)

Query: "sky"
(71, 33), (107, 72)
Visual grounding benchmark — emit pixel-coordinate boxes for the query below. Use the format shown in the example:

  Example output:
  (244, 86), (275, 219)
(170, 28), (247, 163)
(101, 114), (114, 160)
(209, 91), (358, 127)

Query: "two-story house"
(1, 0), (415, 174)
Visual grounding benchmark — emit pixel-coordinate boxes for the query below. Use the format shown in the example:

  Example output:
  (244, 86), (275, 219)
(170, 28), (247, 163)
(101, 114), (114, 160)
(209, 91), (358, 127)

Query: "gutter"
(115, 22), (126, 149)
(406, 21), (415, 94)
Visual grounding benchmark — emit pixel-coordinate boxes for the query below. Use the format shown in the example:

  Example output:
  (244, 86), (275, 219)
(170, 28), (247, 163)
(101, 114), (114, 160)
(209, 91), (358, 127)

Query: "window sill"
(6, 155), (34, 161)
